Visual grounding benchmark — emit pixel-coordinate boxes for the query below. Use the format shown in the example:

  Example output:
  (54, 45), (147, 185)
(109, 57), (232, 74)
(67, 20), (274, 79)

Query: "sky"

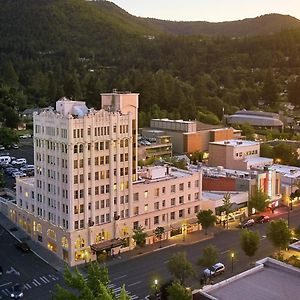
(111, 0), (300, 22)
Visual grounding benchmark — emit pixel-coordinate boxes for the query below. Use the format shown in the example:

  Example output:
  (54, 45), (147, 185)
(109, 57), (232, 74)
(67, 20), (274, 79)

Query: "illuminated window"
(144, 190), (148, 199)
(47, 229), (56, 241)
(144, 204), (148, 212)
(61, 236), (69, 249)
(36, 223), (42, 233)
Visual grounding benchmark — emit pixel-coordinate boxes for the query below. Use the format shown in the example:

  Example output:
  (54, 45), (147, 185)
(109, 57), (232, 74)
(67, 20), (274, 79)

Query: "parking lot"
(0, 138), (34, 189)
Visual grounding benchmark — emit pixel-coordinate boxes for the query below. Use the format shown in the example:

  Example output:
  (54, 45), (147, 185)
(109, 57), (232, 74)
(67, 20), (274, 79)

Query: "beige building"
(9, 92), (203, 266)
(147, 118), (236, 154)
(208, 140), (273, 171)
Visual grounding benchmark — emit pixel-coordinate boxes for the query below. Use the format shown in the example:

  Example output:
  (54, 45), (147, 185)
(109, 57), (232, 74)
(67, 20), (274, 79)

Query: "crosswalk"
(108, 283), (139, 299)
(0, 273), (60, 297)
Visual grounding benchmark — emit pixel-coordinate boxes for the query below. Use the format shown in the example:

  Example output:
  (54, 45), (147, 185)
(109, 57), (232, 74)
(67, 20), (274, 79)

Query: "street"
(107, 208), (300, 299)
(0, 224), (62, 300)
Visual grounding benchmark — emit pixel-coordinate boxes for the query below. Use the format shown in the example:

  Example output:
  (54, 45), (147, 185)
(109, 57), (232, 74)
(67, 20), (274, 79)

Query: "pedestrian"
(223, 220), (226, 228)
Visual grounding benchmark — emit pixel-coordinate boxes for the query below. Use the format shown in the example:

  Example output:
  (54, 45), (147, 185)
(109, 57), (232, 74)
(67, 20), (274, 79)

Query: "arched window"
(74, 145), (78, 154)
(37, 223), (42, 233)
(61, 236), (69, 249)
(75, 236), (85, 249)
(79, 144), (84, 153)
(47, 229), (56, 241)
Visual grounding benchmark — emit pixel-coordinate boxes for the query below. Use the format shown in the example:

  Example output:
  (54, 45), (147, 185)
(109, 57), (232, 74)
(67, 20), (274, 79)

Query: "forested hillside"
(1, 0), (300, 128)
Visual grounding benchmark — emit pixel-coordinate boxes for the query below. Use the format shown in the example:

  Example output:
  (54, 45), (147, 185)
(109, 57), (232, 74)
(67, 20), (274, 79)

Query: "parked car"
(11, 144), (19, 149)
(10, 284), (24, 298)
(12, 171), (26, 178)
(239, 218), (255, 228)
(15, 242), (30, 253)
(11, 158), (27, 166)
(255, 215), (270, 224)
(203, 262), (225, 278)
(290, 237), (299, 244)
(0, 145), (5, 151)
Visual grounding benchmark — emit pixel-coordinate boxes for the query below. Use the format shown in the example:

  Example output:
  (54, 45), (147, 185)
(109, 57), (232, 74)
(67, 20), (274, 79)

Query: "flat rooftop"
(198, 258), (300, 300)
(202, 191), (247, 201)
(271, 164), (300, 179)
(209, 139), (258, 147)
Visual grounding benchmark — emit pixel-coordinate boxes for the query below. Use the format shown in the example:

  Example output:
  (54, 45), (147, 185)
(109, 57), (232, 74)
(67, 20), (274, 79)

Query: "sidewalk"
(0, 211), (225, 275)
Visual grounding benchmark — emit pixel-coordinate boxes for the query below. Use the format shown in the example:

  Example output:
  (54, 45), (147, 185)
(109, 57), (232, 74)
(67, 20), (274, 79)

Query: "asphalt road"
(0, 224), (62, 300)
(107, 208), (300, 299)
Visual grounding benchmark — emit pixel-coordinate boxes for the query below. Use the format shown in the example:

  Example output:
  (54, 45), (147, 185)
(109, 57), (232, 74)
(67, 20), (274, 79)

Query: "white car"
(203, 263), (225, 278)
(11, 158), (27, 165)
(12, 171), (26, 178)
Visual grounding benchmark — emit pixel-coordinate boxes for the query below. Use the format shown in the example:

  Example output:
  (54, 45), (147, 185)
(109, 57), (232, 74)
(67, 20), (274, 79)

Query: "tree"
(240, 229), (260, 263)
(197, 244), (219, 269)
(167, 281), (192, 300)
(154, 226), (165, 248)
(0, 127), (19, 148)
(132, 225), (147, 247)
(266, 219), (291, 253)
(260, 144), (273, 158)
(222, 193), (232, 229)
(240, 123), (255, 140)
(272, 143), (299, 166)
(261, 70), (278, 106)
(167, 252), (194, 285)
(197, 210), (217, 235)
(119, 285), (131, 300)
(249, 189), (268, 213)
(53, 262), (131, 300)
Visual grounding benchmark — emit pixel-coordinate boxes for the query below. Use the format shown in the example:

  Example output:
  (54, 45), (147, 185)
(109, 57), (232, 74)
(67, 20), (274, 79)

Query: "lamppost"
(154, 279), (159, 299)
(231, 252), (235, 274)
(182, 224), (187, 242)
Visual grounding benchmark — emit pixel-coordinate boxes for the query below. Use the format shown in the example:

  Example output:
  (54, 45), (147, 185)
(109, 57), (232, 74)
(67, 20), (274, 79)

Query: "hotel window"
(171, 185), (176, 193)
(79, 159), (84, 168)
(188, 194), (191, 201)
(188, 181), (191, 188)
(179, 209), (184, 218)
(162, 187), (166, 194)
(134, 207), (139, 215)
(80, 174), (84, 183)
(80, 220), (84, 228)
(195, 192), (199, 200)
(133, 221), (139, 230)
(170, 212), (175, 220)
(95, 201), (99, 209)
(95, 186), (99, 195)
(95, 216), (99, 225)
(144, 204), (148, 212)
(74, 145), (78, 153)
(179, 183), (184, 191)
(144, 190), (148, 199)
(74, 221), (79, 230)
(154, 188), (159, 197)
(162, 200), (166, 207)
(179, 196), (184, 204)
(194, 205), (199, 213)
(74, 205), (78, 214)
(171, 198), (175, 206)
(74, 160), (78, 169)
(101, 200), (105, 208)
(74, 175), (78, 184)
(134, 193), (139, 201)
(80, 204), (84, 213)
(79, 189), (84, 198)
(95, 172), (99, 180)
(188, 208), (191, 214)
(154, 202), (159, 210)
(195, 180), (199, 187)
(154, 216), (159, 224)
(162, 214), (166, 222)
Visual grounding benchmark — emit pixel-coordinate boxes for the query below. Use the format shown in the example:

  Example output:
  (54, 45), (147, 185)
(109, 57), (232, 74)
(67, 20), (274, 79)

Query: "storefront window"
(47, 229), (56, 241)
(61, 236), (69, 249)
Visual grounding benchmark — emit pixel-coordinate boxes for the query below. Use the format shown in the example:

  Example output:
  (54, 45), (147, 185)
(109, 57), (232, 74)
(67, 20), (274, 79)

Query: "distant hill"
(142, 13), (300, 37)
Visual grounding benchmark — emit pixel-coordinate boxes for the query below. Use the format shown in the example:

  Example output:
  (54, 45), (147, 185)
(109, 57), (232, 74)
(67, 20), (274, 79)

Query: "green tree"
(261, 70), (278, 106)
(167, 281), (192, 300)
(119, 285), (131, 300)
(197, 210), (217, 235)
(0, 127), (19, 147)
(240, 123), (255, 140)
(272, 143), (299, 166)
(154, 226), (165, 248)
(222, 193), (232, 229)
(53, 262), (130, 300)
(266, 219), (291, 253)
(132, 226), (147, 247)
(167, 252), (194, 285)
(240, 229), (260, 263)
(197, 244), (219, 269)
(260, 144), (273, 158)
(249, 189), (268, 213)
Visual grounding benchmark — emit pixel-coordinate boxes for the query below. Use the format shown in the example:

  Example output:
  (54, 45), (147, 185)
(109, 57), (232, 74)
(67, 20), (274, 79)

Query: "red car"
(255, 215), (270, 224)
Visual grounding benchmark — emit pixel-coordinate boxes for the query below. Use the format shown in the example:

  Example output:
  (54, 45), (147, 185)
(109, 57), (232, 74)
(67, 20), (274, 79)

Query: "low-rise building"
(208, 139), (273, 170)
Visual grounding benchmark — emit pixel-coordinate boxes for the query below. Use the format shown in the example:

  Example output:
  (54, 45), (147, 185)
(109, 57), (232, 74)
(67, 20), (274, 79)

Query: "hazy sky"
(111, 0), (300, 22)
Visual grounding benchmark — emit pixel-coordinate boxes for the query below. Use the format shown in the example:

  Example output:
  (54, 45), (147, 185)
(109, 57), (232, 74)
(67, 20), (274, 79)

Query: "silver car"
(203, 262), (225, 278)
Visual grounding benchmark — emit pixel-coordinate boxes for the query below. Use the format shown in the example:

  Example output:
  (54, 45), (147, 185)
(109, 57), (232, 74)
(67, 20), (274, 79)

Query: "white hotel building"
(9, 92), (202, 266)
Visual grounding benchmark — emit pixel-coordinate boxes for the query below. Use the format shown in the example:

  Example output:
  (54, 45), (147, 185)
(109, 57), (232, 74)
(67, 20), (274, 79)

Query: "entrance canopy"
(90, 238), (124, 253)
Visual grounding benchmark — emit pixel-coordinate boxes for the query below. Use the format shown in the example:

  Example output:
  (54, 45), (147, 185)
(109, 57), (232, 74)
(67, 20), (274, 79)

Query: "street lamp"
(154, 279), (159, 299)
(231, 252), (235, 274)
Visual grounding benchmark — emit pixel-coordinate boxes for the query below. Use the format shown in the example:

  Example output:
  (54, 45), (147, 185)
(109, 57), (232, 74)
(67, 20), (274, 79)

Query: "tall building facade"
(10, 92), (202, 266)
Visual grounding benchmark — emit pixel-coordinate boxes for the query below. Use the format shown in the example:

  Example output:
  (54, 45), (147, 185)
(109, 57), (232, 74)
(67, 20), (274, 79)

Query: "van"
(11, 158), (27, 165)
(0, 156), (11, 165)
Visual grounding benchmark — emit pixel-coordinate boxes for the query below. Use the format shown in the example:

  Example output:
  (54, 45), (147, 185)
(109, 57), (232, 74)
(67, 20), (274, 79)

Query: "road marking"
(153, 244), (176, 252)
(39, 276), (48, 283)
(32, 281), (38, 287)
(0, 282), (12, 288)
(128, 281), (142, 287)
(6, 266), (20, 276)
(4, 289), (10, 295)
(221, 250), (230, 255)
(49, 274), (59, 281)
(131, 296), (139, 300)
(113, 275), (127, 280)
(113, 287), (121, 292)
(25, 283), (32, 289)
(108, 283), (115, 288)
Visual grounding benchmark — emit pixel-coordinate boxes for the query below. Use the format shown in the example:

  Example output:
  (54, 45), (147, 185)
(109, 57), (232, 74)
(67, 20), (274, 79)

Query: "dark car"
(255, 215), (270, 224)
(10, 284), (23, 298)
(239, 218), (255, 228)
(15, 242), (30, 253)
(0, 265), (3, 275)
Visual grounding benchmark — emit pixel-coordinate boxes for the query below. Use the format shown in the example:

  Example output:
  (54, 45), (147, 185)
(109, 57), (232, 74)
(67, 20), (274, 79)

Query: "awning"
(90, 238), (124, 252)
